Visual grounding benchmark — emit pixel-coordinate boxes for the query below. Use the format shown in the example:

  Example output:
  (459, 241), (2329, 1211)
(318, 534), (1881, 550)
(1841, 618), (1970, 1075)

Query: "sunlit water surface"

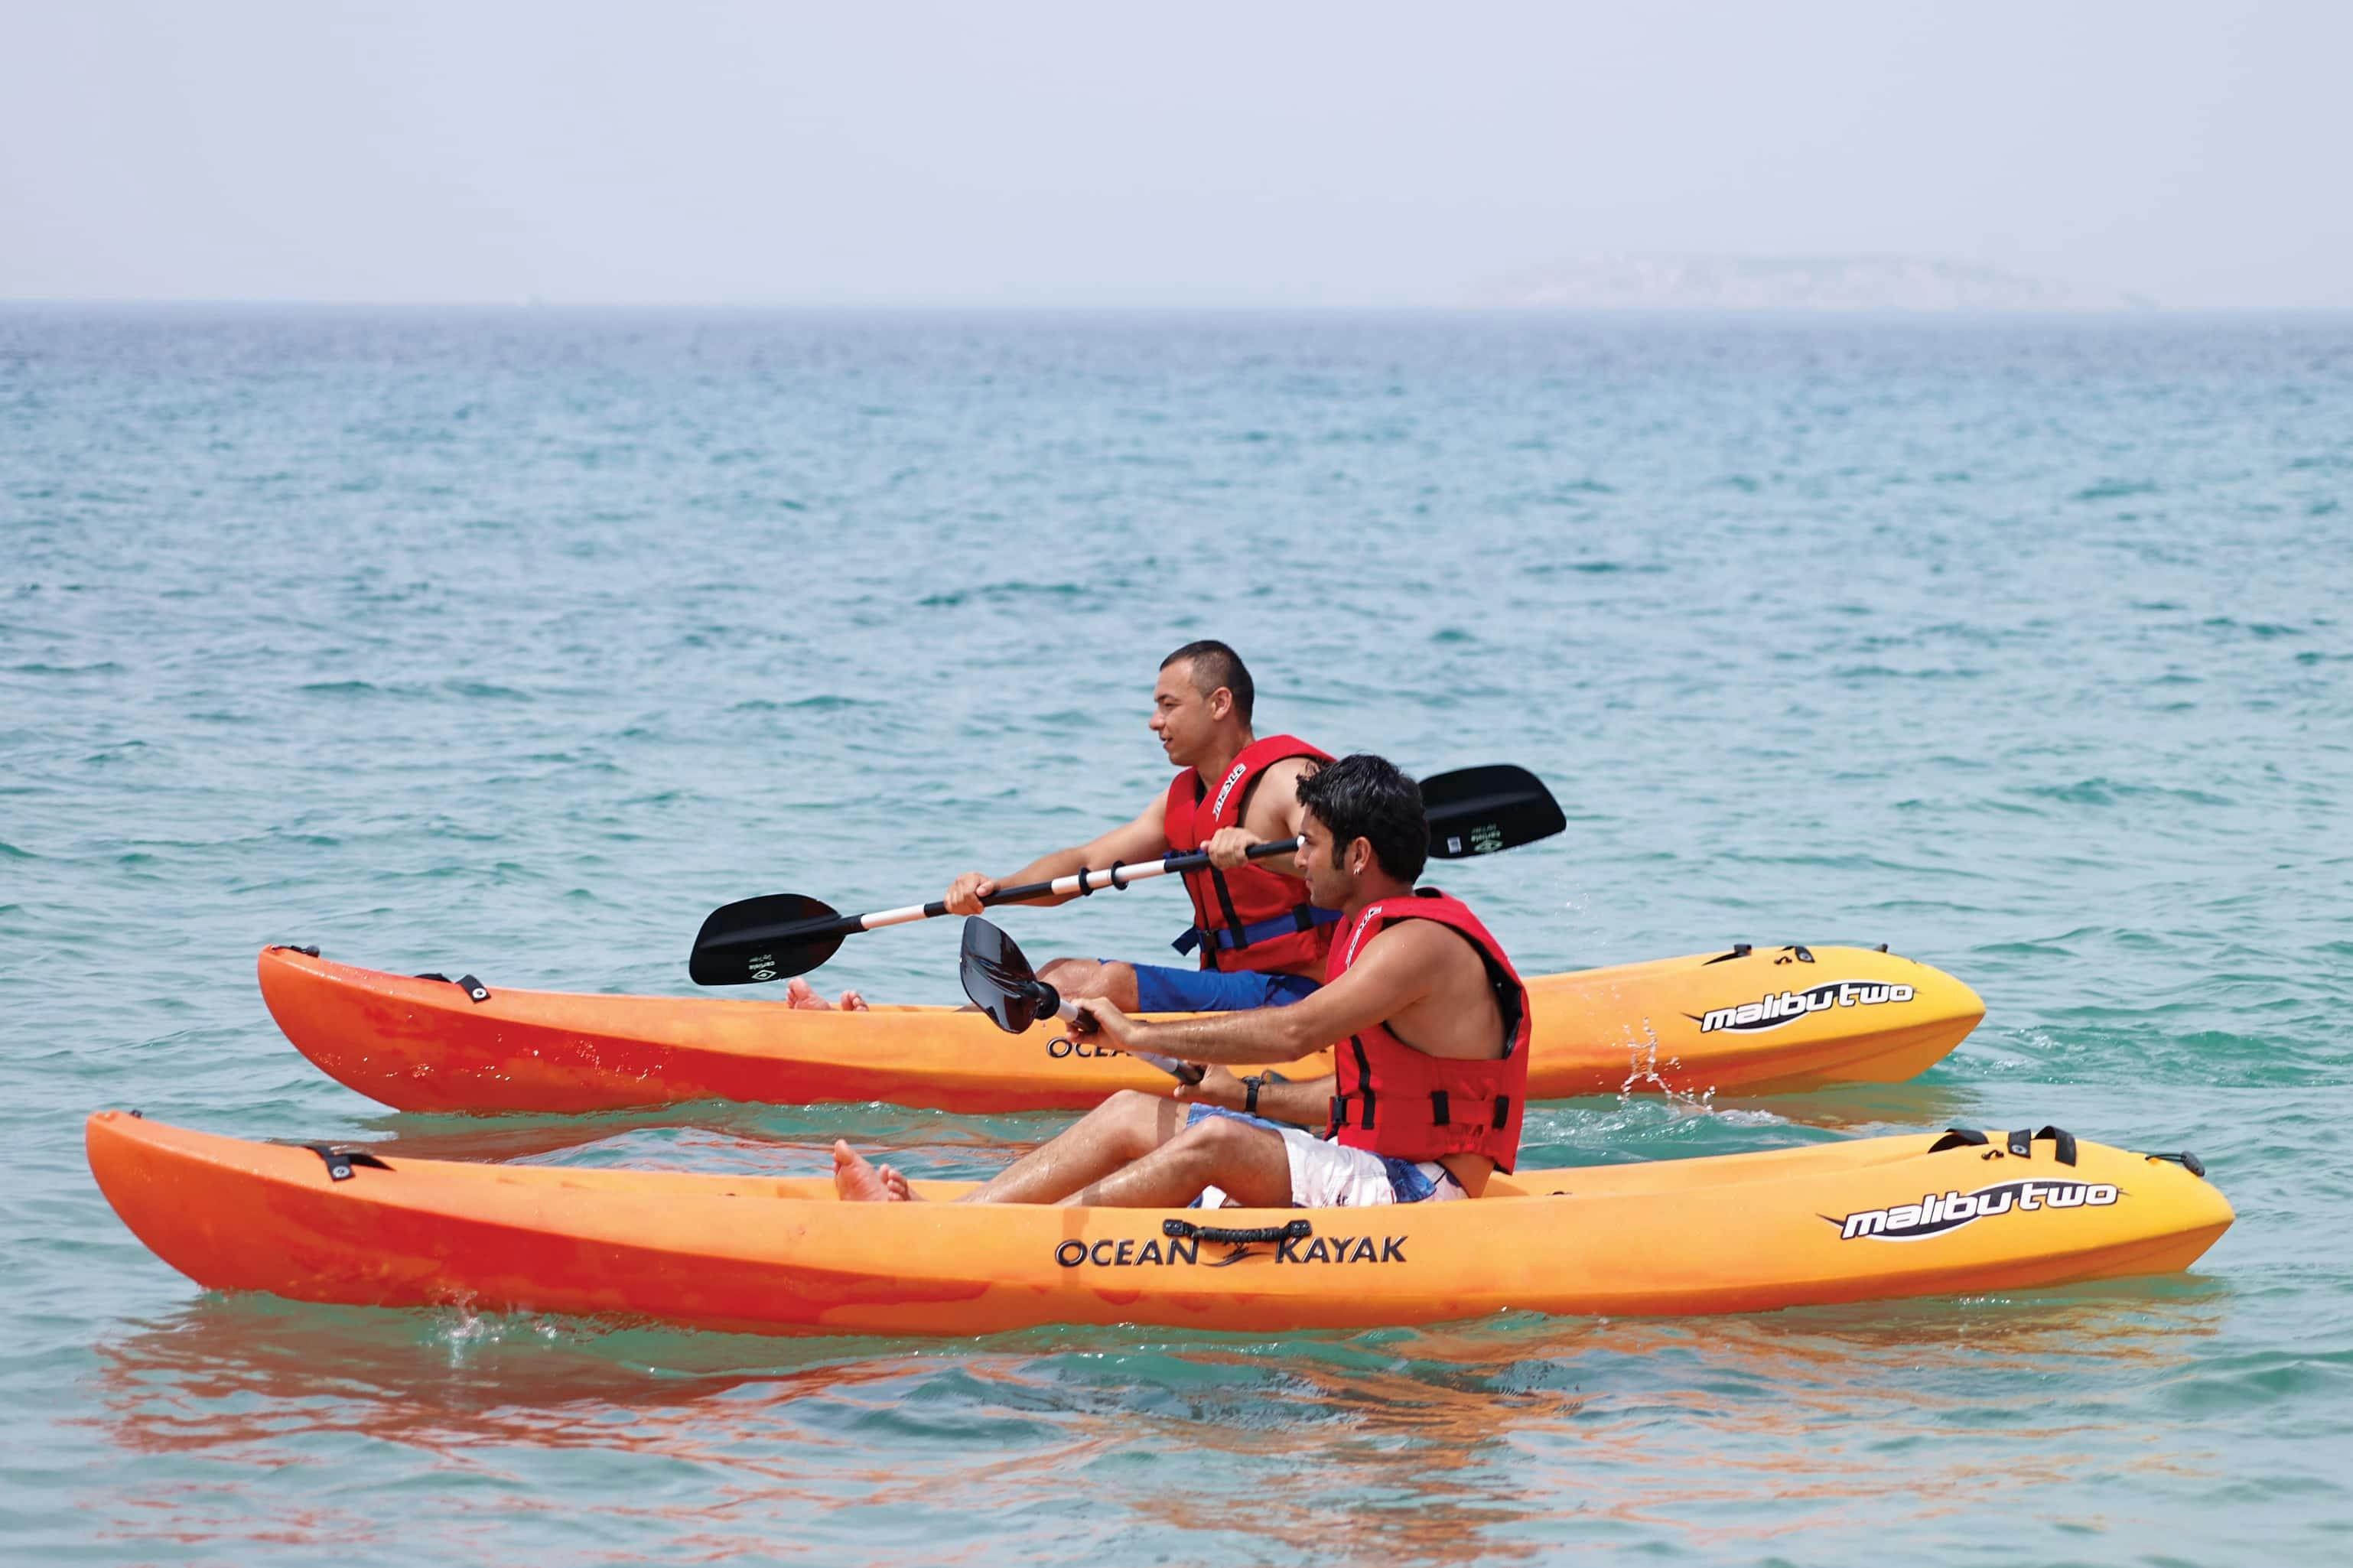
(4, 308), (2348, 1563)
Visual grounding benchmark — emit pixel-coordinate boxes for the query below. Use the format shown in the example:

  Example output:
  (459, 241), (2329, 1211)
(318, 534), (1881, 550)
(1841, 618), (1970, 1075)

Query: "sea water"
(2, 307), (2348, 1563)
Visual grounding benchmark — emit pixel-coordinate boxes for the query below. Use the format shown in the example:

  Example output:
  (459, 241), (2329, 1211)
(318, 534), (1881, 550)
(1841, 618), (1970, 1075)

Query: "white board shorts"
(1187, 1106), (1469, 1209)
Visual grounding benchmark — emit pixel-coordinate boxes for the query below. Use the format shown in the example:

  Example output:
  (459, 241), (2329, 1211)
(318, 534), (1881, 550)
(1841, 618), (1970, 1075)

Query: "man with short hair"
(832, 753), (1531, 1209)
(789, 640), (1338, 1014)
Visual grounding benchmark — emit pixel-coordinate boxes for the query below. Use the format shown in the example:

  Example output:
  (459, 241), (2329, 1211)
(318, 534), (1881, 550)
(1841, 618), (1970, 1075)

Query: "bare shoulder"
(1242, 753), (1318, 834)
(1254, 753), (1319, 799)
(1354, 913), (1506, 1056)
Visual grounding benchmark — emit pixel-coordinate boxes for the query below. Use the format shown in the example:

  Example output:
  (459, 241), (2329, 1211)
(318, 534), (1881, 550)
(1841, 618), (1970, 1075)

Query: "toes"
(832, 1142), (897, 1202)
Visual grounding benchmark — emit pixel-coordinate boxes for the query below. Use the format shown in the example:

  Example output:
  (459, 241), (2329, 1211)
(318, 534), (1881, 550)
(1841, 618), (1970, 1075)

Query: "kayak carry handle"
(1162, 1217), (1311, 1245)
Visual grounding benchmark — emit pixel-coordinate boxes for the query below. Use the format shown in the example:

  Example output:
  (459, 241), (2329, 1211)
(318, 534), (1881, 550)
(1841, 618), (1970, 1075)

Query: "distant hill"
(1486, 256), (2157, 313)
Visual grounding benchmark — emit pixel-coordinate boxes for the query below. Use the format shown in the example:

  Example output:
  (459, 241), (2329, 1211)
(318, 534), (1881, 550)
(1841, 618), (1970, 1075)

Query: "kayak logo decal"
(1054, 1233), (1408, 1268)
(1045, 1035), (1121, 1062)
(1827, 1179), (2119, 1241)
(1691, 979), (1914, 1034)
(1056, 1237), (1205, 1268)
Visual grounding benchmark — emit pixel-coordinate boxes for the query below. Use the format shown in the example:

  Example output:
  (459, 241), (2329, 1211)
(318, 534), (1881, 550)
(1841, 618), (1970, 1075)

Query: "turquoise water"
(4, 307), (2350, 1563)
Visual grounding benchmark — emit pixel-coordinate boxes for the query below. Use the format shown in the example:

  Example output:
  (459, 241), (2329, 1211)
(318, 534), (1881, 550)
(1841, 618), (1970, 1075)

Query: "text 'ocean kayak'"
(258, 942), (1986, 1115)
(88, 1111), (2228, 1337)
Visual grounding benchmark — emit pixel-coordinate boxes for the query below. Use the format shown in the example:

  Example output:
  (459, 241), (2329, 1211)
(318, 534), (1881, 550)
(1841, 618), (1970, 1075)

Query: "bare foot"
(787, 980), (871, 1012)
(879, 1164), (919, 1202)
(832, 1139), (904, 1202)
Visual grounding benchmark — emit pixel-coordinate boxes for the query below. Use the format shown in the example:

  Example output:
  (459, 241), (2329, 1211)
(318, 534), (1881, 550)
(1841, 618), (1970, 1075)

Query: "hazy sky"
(3, 1), (2347, 307)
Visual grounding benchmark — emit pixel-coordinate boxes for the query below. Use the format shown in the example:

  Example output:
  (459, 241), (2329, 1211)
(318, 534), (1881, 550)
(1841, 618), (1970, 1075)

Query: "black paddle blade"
(961, 917), (1058, 1034)
(689, 893), (846, 985)
(1419, 764), (1567, 860)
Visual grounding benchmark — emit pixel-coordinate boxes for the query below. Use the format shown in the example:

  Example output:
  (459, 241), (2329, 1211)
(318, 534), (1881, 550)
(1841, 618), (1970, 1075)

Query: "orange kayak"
(86, 1110), (2230, 1336)
(258, 942), (1985, 1114)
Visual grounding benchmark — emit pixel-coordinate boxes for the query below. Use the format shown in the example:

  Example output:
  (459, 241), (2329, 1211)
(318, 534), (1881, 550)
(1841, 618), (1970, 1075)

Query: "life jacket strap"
(1328, 1088), (1508, 1131)
(1170, 903), (1341, 956)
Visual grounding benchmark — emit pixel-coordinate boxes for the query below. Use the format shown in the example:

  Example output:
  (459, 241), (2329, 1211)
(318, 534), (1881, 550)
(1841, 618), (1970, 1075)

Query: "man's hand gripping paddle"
(958, 916), (1204, 1083)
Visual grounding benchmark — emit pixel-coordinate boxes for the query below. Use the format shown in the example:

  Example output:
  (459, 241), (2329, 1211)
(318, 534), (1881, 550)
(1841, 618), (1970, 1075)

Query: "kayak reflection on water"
(835, 755), (1534, 1211)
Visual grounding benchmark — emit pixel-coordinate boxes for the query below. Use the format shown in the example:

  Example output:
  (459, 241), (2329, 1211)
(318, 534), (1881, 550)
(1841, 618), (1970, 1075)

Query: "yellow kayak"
(259, 942), (1986, 1114)
(88, 1110), (2229, 1336)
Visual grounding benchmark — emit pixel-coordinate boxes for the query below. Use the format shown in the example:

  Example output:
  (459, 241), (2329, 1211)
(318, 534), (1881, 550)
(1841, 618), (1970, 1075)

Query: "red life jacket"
(1324, 889), (1531, 1173)
(1163, 734), (1337, 974)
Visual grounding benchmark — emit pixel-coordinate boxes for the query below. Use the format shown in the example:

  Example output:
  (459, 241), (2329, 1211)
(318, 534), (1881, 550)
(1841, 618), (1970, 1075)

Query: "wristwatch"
(1242, 1075), (1264, 1114)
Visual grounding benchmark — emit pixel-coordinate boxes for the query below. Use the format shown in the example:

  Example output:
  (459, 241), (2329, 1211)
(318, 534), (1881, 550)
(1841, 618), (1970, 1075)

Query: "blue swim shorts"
(1127, 963), (1320, 1013)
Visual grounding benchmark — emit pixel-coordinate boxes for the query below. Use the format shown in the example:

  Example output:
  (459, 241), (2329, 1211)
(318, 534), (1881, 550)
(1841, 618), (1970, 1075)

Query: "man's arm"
(1176, 1065), (1333, 1128)
(944, 795), (1168, 914)
(1071, 920), (1449, 1065)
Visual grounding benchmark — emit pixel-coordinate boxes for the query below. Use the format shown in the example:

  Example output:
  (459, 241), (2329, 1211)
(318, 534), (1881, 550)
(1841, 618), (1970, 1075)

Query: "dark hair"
(1296, 753), (1427, 883)
(1160, 640), (1255, 724)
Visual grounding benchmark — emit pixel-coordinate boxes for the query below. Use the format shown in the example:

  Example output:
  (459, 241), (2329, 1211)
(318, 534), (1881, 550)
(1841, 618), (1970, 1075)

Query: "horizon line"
(10, 296), (2353, 316)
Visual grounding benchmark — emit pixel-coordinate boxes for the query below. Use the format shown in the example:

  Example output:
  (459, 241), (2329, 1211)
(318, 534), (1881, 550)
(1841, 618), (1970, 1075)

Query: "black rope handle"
(1162, 1217), (1311, 1244)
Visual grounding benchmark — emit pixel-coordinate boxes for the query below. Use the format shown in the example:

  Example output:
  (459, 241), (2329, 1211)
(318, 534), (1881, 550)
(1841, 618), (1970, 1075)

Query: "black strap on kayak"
(414, 972), (490, 1002)
(2148, 1150), (2208, 1178)
(2036, 1125), (2078, 1166)
(304, 1143), (392, 1182)
(1163, 1217), (1310, 1245)
(269, 944), (321, 957)
(1704, 944), (1753, 965)
(1928, 1127), (1990, 1152)
(2007, 1127), (2033, 1157)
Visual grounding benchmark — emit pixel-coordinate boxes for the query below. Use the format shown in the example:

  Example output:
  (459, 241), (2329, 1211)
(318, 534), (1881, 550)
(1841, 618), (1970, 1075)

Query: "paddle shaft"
(690, 762), (1563, 984)
(722, 839), (1301, 951)
(1051, 994), (1202, 1084)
